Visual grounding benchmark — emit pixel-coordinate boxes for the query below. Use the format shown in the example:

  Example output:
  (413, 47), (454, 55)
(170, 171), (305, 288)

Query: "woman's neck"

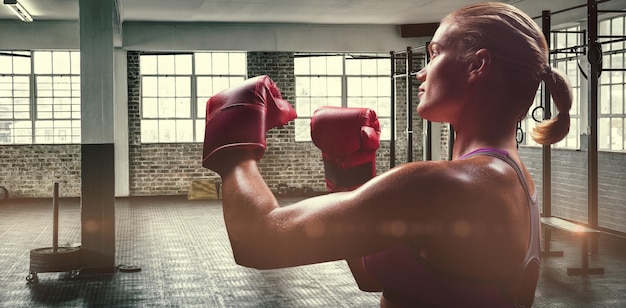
(450, 120), (519, 160)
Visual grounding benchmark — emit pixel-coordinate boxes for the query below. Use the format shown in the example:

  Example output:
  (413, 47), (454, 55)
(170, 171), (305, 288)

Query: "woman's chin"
(416, 108), (436, 122)
(417, 105), (450, 123)
(419, 113), (448, 124)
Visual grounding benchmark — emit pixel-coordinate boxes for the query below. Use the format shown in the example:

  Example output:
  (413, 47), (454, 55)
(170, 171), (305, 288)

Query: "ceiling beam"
(399, 22), (439, 38)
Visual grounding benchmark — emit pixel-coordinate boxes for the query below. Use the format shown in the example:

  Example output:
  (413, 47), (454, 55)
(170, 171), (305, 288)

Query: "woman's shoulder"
(381, 158), (488, 187)
(364, 158), (520, 215)
(360, 160), (478, 206)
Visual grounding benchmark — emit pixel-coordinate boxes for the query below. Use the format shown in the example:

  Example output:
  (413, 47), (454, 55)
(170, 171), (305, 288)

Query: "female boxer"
(202, 2), (572, 307)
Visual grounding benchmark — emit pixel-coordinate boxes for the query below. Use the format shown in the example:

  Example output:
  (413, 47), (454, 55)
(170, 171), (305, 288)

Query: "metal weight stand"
(26, 183), (81, 284)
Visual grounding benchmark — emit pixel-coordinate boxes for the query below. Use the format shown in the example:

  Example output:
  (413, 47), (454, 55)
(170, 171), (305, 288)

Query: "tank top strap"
(458, 148), (535, 204)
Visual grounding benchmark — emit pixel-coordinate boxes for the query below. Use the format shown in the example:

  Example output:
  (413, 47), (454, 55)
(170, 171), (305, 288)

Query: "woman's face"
(415, 22), (471, 123)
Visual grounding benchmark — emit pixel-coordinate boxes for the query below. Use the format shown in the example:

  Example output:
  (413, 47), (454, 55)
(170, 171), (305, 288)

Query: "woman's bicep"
(247, 162), (452, 269)
(260, 170), (422, 267)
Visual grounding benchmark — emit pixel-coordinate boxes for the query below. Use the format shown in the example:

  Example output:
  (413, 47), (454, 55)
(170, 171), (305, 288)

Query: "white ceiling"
(0, 0), (624, 26)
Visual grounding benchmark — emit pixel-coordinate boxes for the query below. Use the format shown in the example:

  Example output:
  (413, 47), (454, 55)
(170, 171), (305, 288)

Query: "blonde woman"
(202, 2), (572, 307)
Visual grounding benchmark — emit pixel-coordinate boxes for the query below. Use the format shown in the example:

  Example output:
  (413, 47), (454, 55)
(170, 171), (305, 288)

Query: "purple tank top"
(362, 148), (541, 307)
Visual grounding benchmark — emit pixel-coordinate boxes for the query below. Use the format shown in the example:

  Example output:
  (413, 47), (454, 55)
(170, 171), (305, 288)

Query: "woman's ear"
(468, 48), (491, 81)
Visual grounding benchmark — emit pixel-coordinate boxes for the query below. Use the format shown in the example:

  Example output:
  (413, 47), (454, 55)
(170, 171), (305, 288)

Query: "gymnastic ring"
(516, 127), (524, 144)
(531, 106), (544, 123)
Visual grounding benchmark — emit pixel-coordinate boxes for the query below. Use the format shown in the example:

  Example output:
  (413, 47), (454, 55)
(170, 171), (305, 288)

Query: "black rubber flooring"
(0, 196), (624, 307)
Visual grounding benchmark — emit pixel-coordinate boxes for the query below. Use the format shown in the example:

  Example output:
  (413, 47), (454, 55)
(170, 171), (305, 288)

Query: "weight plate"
(29, 247), (81, 272)
(117, 265), (141, 273)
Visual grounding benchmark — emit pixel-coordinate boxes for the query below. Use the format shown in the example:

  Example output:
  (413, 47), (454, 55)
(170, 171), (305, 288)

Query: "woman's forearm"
(220, 158), (282, 267)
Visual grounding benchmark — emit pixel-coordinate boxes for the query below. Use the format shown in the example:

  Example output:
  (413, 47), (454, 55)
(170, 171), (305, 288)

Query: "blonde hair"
(443, 2), (572, 145)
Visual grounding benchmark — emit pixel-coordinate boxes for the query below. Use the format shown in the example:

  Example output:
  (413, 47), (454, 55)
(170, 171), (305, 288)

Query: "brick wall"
(0, 145), (81, 198)
(519, 147), (626, 234)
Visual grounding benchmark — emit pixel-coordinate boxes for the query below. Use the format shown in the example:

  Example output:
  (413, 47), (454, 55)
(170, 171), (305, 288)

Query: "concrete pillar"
(115, 47), (130, 197)
(79, 0), (116, 273)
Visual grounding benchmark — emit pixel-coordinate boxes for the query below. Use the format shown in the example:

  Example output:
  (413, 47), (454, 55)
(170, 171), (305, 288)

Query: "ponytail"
(530, 67), (573, 145)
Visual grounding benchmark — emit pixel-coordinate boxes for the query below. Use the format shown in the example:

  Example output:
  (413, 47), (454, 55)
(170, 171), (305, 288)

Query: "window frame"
(598, 15), (626, 151)
(293, 53), (392, 142)
(139, 52), (247, 144)
(0, 50), (81, 145)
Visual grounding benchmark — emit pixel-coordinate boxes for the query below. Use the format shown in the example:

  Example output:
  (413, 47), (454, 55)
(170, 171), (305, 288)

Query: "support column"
(587, 0), (600, 253)
(541, 10), (554, 254)
(79, 0), (116, 273)
(114, 47), (129, 197)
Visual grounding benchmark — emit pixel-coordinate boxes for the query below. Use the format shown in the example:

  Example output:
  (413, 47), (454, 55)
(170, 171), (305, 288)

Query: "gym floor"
(0, 196), (624, 307)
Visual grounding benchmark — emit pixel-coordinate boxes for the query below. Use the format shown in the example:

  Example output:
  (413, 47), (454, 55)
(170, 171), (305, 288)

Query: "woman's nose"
(415, 67), (426, 83)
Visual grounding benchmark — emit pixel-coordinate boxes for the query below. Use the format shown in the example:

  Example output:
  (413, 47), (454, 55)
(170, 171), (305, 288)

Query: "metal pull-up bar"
(542, 9), (553, 224)
(587, 0), (601, 253)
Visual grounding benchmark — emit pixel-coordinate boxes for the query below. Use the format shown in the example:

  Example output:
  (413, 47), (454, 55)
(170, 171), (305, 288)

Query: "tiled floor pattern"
(0, 196), (625, 307)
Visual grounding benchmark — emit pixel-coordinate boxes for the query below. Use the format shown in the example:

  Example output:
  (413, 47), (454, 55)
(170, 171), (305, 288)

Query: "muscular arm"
(224, 167), (382, 292)
(221, 156), (388, 269)
(222, 157), (383, 289)
(217, 151), (458, 270)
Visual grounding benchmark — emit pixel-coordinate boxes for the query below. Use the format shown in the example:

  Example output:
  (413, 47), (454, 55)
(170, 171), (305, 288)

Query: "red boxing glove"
(202, 75), (297, 170)
(310, 106), (381, 192)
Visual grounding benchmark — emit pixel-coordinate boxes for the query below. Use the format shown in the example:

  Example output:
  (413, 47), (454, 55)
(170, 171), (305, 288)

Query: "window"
(598, 16), (625, 151)
(552, 26), (583, 149)
(34, 51), (81, 144)
(139, 52), (246, 143)
(522, 26), (583, 149)
(195, 52), (246, 143)
(523, 16), (626, 152)
(0, 52), (30, 144)
(0, 50), (80, 144)
(294, 53), (391, 142)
